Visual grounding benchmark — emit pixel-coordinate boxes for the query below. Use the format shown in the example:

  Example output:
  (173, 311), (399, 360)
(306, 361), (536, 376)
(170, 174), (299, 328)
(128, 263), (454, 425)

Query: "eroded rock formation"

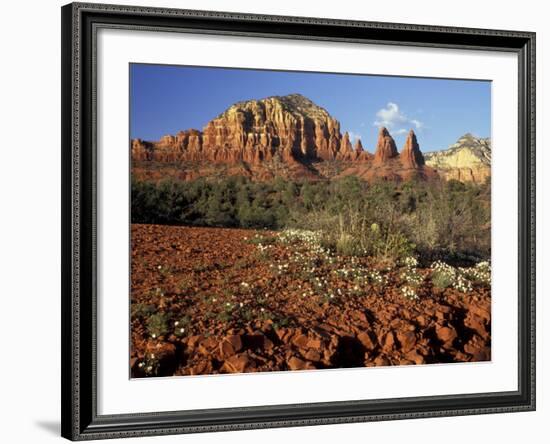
(400, 130), (425, 168)
(424, 133), (491, 183)
(135, 94), (355, 165)
(131, 94), (484, 183)
(373, 127), (399, 164)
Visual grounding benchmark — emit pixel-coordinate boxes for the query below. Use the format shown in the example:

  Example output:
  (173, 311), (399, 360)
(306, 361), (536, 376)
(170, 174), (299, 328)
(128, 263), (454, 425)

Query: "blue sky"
(130, 64), (491, 153)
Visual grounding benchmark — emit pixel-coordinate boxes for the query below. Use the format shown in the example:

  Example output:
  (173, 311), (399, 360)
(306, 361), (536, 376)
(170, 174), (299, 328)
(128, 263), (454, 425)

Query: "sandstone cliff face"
(424, 134), (491, 183)
(132, 94), (444, 183)
(131, 139), (152, 161)
(137, 94), (365, 165)
(201, 93), (340, 163)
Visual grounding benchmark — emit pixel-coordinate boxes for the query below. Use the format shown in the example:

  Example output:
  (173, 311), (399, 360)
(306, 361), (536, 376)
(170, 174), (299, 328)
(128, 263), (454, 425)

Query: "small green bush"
(335, 233), (363, 256)
(272, 317), (291, 330)
(173, 315), (191, 337)
(431, 270), (454, 289)
(245, 234), (278, 245)
(372, 232), (415, 262)
(217, 311), (233, 322)
(146, 313), (169, 338)
(131, 303), (156, 319)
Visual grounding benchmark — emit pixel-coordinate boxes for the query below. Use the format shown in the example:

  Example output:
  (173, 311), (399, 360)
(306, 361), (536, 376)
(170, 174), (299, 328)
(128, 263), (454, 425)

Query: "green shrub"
(431, 270), (455, 289)
(146, 313), (169, 338)
(335, 233), (363, 256)
(245, 234), (278, 245)
(372, 231), (415, 262)
(173, 315), (191, 337)
(217, 311), (233, 322)
(131, 303), (156, 319)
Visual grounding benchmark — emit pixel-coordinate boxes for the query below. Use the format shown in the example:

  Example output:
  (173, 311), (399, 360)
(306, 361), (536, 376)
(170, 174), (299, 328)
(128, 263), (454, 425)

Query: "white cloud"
(374, 102), (406, 128)
(373, 102), (424, 134)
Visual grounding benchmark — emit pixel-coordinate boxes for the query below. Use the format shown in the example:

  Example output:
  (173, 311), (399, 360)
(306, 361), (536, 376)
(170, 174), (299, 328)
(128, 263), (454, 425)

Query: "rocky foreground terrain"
(130, 224), (491, 377)
(131, 93), (487, 183)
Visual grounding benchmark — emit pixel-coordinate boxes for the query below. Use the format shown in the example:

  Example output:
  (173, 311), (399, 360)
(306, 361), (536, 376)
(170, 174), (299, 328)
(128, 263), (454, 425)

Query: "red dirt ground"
(130, 224), (491, 377)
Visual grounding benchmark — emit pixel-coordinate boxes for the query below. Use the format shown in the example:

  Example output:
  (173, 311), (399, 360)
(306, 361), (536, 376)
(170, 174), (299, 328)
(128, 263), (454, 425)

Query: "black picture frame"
(61, 2), (536, 440)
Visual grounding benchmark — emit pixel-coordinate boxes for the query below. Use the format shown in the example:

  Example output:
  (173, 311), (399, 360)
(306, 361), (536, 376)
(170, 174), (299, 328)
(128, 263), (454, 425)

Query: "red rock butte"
(131, 93), (438, 182)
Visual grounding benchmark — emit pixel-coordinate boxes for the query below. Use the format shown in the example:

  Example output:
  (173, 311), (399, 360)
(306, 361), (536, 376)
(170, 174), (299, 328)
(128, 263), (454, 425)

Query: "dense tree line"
(131, 176), (491, 261)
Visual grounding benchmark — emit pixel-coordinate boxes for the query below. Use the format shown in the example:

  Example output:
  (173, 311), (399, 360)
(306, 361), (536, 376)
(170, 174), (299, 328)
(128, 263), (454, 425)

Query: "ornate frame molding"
(61, 2), (535, 440)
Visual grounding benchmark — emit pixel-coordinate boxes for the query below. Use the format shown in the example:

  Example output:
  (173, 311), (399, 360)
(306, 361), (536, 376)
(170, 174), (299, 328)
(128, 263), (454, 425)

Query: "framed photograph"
(61, 2), (536, 440)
